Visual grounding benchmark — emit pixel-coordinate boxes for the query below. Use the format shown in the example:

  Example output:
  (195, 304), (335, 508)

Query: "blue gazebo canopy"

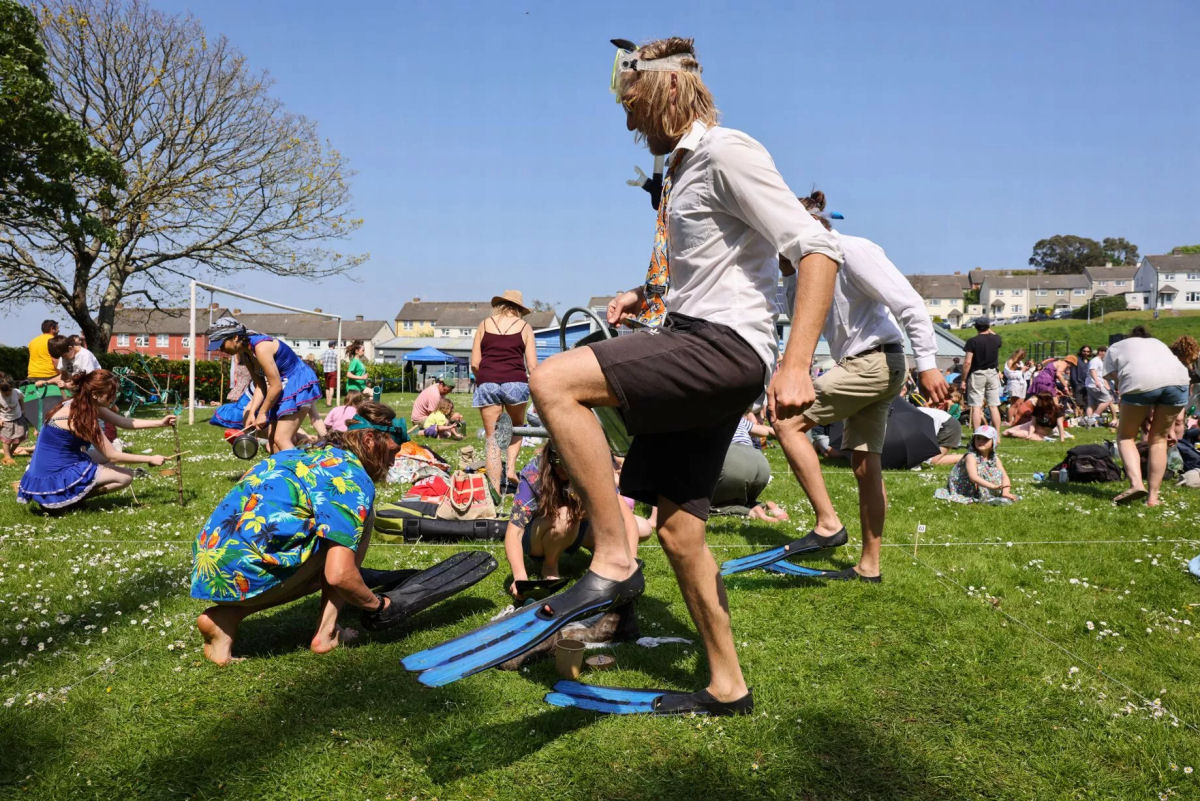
(403, 346), (457, 364)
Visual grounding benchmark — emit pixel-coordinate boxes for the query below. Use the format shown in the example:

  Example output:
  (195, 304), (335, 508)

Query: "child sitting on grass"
(422, 398), (464, 440)
(935, 425), (1017, 504)
(0, 372), (27, 465)
(322, 391), (367, 433)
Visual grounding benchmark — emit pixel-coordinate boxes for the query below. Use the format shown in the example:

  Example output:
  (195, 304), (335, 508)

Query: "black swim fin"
(361, 551), (497, 632)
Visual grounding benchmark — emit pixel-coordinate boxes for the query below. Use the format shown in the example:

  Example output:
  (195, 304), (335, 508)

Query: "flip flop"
(1112, 488), (1148, 506)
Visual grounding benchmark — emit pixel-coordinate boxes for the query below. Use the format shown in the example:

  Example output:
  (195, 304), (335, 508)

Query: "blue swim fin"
(719, 527), (847, 576)
(402, 566), (644, 687)
(762, 561), (826, 578)
(545, 681), (755, 716)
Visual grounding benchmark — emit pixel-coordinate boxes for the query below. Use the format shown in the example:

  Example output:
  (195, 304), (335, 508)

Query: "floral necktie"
(636, 152), (684, 326)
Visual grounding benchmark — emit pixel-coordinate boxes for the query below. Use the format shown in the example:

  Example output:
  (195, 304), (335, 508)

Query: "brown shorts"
(589, 313), (765, 520)
(325, 373), (337, 391)
(803, 350), (908, 453)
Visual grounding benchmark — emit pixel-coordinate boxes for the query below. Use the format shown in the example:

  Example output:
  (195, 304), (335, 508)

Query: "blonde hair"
(619, 38), (717, 146)
(491, 300), (525, 318)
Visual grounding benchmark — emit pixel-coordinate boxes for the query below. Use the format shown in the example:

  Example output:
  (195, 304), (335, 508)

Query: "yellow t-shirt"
(424, 411), (449, 428)
(27, 334), (57, 379)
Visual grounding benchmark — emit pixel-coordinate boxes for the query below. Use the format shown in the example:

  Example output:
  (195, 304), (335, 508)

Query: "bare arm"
(522, 324), (538, 376)
(503, 520), (529, 597)
(960, 352), (974, 384)
(252, 341), (283, 423)
(470, 323), (484, 374)
(97, 406), (176, 431)
(770, 253), (839, 419)
(963, 453), (999, 490)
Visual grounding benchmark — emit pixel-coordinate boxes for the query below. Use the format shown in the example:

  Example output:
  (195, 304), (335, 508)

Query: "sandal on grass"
(1112, 487), (1148, 506)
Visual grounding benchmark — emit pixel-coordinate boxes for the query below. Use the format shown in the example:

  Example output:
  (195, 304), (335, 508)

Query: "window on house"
(1115, 281), (1126, 287)
(441, 328), (451, 337)
(117, 334), (129, 347)
(995, 289), (1004, 296)
(403, 321), (413, 330)
(310, 340), (321, 348)
(1189, 273), (1199, 280)
(1036, 289), (1047, 296)
(1013, 305), (1023, 313)
(156, 334), (169, 347)
(1163, 273), (1176, 281)
(134, 335), (149, 347)
(1187, 292), (1200, 303)
(930, 298), (940, 306)
(1056, 289), (1065, 296)
(181, 336), (190, 347)
(1074, 289), (1087, 295)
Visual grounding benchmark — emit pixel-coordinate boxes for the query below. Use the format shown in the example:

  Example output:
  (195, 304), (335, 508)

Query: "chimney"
(233, 308), (241, 315)
(209, 302), (220, 310)
(355, 314), (363, 321)
(413, 297), (421, 302)
(313, 307), (322, 313)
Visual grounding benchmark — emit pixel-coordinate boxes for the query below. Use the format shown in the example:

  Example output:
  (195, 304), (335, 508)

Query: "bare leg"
(1115, 403), (1153, 494)
(988, 404), (1002, 431)
(89, 465), (134, 496)
(1146, 405), (1184, 506)
(656, 499), (747, 702)
(1, 440), (14, 465)
(851, 451), (886, 577)
(271, 414), (303, 453)
(529, 348), (634, 582)
(969, 405), (982, 431)
(772, 415), (844, 535)
(504, 401), (529, 484)
(479, 404), (503, 494)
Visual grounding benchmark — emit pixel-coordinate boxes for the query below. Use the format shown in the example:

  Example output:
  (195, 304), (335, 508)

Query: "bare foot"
(1146, 498), (1162, 508)
(311, 624), (359, 655)
(197, 607), (245, 666)
(1, 458), (15, 466)
(765, 502), (790, 521)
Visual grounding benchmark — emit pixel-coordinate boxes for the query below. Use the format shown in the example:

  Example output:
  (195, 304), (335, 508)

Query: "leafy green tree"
(0, 0), (364, 352)
(1171, 244), (1200, 255)
(0, 0), (122, 244)
(1029, 234), (1139, 274)
(1099, 237), (1138, 265)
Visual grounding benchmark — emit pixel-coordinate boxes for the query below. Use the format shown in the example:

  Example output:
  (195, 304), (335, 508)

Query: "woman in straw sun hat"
(471, 290), (538, 494)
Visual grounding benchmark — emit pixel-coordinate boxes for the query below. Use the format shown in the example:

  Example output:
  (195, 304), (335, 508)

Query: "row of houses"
(907, 254), (1200, 325)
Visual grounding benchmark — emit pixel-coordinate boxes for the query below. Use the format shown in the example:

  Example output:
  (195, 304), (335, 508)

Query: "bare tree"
(0, 0), (365, 351)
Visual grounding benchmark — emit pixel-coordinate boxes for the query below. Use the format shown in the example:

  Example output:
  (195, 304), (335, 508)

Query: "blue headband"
(345, 415), (408, 446)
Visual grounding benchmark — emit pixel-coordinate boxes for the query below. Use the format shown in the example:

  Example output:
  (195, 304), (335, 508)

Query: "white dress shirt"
(664, 121), (843, 375)
(785, 231), (939, 372)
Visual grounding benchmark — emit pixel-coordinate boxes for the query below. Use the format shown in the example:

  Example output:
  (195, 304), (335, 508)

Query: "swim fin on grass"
(761, 561), (826, 578)
(719, 527), (847, 576)
(545, 681), (754, 716)
(402, 564), (644, 687)
(361, 551), (497, 632)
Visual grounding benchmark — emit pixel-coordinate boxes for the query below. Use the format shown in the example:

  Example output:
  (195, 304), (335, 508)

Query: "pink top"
(323, 405), (359, 433)
(410, 384), (444, 424)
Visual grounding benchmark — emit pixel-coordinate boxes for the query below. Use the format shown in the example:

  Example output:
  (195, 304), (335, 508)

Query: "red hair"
(57, 370), (118, 448)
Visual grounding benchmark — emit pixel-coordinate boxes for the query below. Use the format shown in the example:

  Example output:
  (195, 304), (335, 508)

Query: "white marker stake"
(915, 523), (926, 557)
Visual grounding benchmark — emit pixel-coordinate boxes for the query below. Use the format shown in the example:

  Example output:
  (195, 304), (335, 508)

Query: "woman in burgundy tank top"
(472, 291), (538, 494)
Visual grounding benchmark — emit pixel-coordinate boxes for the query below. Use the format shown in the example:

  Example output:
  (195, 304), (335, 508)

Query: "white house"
(906, 274), (970, 326)
(1135, 254), (1200, 311)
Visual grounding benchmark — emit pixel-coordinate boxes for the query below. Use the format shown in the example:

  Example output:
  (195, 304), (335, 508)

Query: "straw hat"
(491, 290), (530, 316)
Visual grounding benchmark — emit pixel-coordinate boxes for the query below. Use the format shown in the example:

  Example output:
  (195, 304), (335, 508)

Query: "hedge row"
(0, 346), (425, 401)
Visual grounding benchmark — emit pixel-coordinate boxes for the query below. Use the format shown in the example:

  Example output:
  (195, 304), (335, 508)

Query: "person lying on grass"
(503, 440), (650, 601)
(935, 425), (1017, 504)
(1003, 392), (1064, 441)
(191, 401), (405, 665)
(17, 370), (175, 511)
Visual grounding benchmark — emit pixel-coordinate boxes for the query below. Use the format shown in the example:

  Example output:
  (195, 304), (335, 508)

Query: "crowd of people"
(6, 36), (1198, 720)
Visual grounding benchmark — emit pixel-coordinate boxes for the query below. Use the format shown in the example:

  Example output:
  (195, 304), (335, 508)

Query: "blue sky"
(5, 0), (1198, 345)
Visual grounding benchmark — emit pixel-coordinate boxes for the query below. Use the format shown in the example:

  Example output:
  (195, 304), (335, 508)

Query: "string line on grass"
(1, 538), (1196, 549)
(907, 550), (1200, 734)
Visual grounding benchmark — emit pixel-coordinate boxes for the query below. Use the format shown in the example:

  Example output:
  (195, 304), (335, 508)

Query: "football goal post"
(187, 280), (343, 424)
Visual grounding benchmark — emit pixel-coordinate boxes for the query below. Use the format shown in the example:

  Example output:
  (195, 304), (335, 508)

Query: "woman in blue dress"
(206, 317), (322, 453)
(17, 370), (176, 510)
(191, 401), (406, 664)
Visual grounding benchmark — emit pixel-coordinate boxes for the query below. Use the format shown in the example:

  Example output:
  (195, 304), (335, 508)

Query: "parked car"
(1009, 315), (1028, 324)
(1052, 308), (1073, 319)
(937, 321), (952, 330)
(1031, 311), (1051, 321)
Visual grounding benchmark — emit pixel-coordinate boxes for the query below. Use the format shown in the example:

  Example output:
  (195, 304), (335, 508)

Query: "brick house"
(109, 306), (232, 359)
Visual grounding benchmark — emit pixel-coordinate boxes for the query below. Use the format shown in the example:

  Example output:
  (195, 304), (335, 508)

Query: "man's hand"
(606, 291), (641, 325)
(768, 364), (816, 420)
(918, 369), (949, 405)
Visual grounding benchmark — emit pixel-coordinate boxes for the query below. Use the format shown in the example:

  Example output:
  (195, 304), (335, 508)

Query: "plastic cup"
(555, 638), (586, 680)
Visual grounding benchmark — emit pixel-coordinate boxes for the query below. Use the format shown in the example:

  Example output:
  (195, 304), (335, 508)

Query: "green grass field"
(950, 309), (1200, 359)
(2, 393), (1199, 800)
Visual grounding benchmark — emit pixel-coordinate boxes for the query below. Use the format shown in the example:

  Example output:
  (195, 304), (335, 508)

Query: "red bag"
(404, 474), (451, 504)
(436, 471), (496, 520)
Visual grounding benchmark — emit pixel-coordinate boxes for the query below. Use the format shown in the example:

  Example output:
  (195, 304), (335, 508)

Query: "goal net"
(186, 280), (343, 424)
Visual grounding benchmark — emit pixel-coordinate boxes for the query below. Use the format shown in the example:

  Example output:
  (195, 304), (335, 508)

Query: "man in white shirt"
(529, 37), (841, 714)
(1085, 345), (1113, 424)
(776, 196), (948, 582)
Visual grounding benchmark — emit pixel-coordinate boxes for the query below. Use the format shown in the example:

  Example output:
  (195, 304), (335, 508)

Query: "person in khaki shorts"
(776, 192), (948, 582)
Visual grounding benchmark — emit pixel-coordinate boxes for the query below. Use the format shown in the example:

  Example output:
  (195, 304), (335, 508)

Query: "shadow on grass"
(1037, 481), (1126, 501)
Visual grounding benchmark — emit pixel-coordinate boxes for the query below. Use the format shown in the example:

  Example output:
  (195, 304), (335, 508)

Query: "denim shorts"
(473, 381), (530, 408)
(1121, 385), (1188, 407)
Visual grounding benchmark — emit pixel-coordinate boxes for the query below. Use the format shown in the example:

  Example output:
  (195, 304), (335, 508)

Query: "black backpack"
(1051, 443), (1123, 483)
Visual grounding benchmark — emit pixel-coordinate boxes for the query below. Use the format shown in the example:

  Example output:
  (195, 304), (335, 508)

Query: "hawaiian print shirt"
(191, 446), (373, 602)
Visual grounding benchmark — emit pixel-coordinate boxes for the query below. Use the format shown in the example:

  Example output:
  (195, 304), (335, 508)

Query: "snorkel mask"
(609, 38), (701, 103)
(345, 415), (409, 447)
